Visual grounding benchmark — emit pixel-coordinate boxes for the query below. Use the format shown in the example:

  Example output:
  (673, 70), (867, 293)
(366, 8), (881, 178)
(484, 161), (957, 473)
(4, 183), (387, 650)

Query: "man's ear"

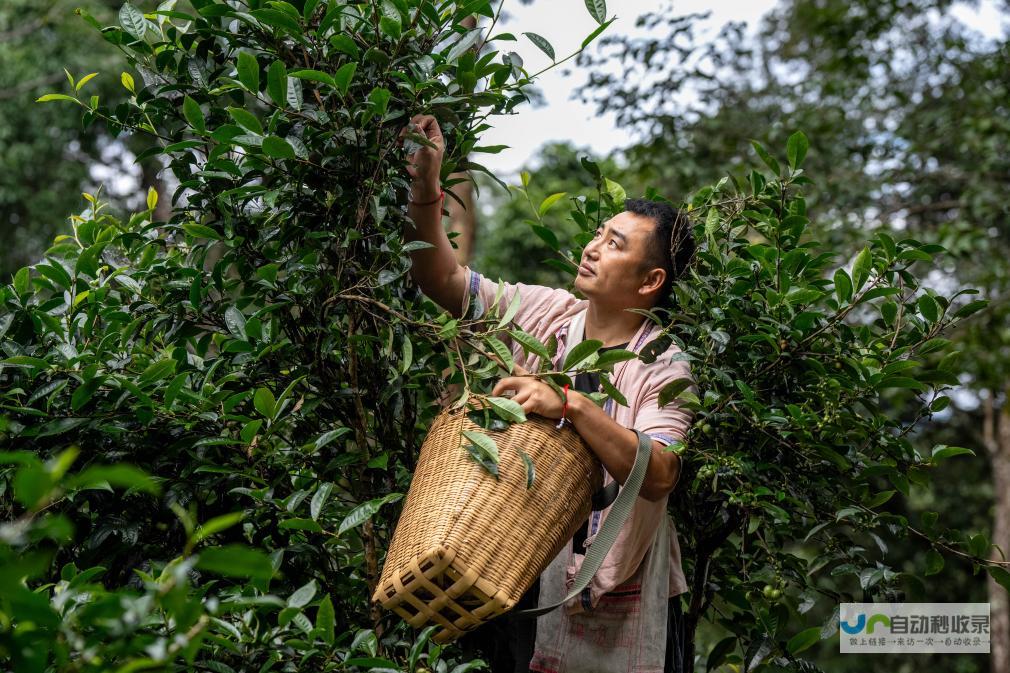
(639, 267), (665, 297)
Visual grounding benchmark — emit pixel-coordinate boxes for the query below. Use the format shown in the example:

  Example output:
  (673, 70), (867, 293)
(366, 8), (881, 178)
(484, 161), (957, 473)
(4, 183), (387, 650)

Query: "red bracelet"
(556, 383), (570, 429)
(409, 189), (444, 206)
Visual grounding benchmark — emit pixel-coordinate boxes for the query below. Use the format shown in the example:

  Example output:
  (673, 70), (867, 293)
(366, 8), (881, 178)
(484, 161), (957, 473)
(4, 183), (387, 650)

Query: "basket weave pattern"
(372, 407), (603, 643)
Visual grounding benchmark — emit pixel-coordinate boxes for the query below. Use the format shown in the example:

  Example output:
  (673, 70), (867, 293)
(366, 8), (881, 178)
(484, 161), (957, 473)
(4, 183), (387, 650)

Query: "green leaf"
(530, 224), (559, 250)
(750, 140), (780, 175)
(593, 348), (637, 368)
(562, 339), (603, 372)
(333, 62), (357, 95)
(379, 15), (401, 40)
(337, 493), (403, 535)
(228, 107), (263, 134)
(329, 34), (360, 58)
(447, 29), (483, 62)
(138, 359), (176, 385)
(266, 60), (288, 106)
(604, 178), (626, 206)
(288, 579), (317, 608)
(580, 17), (615, 49)
(310, 482), (333, 520)
(924, 549), (944, 576)
(36, 93), (78, 103)
(197, 545), (275, 579)
(878, 376), (927, 391)
(851, 246), (872, 292)
(254, 387), (276, 418)
(71, 375), (104, 411)
(706, 636), (736, 673)
(262, 136), (296, 159)
(66, 464), (159, 495)
(464, 442), (500, 479)
(485, 396), (526, 423)
(183, 95), (205, 133)
(519, 450), (535, 489)
(317, 594), (336, 644)
(192, 512), (245, 544)
(461, 430), (499, 463)
(497, 291), (522, 328)
(368, 87), (391, 117)
(786, 130), (809, 169)
(988, 567), (1010, 595)
(237, 51), (260, 92)
(930, 445), (975, 462)
(119, 2), (147, 39)
(14, 267), (30, 295)
(183, 222), (220, 239)
(953, 300), (987, 318)
(658, 378), (693, 407)
(833, 268), (852, 304)
(599, 373), (628, 406)
(225, 305), (247, 339)
(786, 627), (821, 655)
(505, 329), (553, 361)
(584, 0), (607, 24)
(917, 295), (939, 322)
(538, 192), (567, 216)
(484, 336), (515, 372)
(523, 32), (555, 60)
(289, 69), (335, 87)
(251, 8), (303, 34)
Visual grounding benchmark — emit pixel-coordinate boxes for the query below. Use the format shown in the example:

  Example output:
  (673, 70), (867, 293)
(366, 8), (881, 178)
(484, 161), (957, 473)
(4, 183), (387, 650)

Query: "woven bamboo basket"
(371, 405), (603, 643)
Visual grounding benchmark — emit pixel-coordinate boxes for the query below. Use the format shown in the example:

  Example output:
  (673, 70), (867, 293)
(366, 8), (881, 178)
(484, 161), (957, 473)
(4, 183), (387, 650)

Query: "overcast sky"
(478, 0), (1008, 180)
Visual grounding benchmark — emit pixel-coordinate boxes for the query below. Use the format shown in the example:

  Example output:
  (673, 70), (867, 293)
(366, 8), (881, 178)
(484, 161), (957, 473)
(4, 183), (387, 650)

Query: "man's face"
(574, 211), (661, 307)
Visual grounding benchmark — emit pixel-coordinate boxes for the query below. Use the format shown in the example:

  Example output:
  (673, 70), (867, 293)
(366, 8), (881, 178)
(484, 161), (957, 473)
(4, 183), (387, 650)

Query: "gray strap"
(513, 429), (652, 618)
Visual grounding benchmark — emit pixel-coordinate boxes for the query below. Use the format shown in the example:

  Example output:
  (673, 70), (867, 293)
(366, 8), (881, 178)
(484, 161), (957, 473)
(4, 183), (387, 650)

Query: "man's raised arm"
(399, 114), (468, 318)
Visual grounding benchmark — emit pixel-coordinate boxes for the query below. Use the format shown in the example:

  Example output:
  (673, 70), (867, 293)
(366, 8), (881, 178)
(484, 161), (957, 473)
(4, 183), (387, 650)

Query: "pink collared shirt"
(460, 266), (694, 608)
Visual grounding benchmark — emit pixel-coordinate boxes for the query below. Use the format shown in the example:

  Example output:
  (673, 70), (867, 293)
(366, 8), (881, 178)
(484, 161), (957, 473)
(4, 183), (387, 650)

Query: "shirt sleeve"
(632, 354), (696, 447)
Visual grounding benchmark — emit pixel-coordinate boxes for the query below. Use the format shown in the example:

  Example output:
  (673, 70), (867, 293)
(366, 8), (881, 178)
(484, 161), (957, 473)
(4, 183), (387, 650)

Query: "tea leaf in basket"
(464, 442), (500, 480)
(519, 449), (535, 489)
(486, 396), (527, 423)
(466, 408), (509, 432)
(461, 430), (499, 463)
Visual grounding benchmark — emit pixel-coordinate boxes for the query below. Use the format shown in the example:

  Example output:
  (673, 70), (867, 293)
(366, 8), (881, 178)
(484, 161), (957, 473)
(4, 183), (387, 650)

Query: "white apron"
(528, 513), (672, 673)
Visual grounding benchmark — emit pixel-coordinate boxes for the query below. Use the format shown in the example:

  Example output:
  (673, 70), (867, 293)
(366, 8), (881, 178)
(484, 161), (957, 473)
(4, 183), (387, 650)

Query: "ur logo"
(840, 613), (891, 634)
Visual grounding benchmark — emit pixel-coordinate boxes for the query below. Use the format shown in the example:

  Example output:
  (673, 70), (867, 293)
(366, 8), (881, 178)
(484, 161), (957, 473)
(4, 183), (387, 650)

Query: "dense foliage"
(1, 0), (611, 670)
(2, 1), (1006, 672)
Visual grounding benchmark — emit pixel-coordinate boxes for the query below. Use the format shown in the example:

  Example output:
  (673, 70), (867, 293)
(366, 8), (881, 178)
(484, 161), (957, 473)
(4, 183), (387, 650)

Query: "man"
(399, 114), (696, 673)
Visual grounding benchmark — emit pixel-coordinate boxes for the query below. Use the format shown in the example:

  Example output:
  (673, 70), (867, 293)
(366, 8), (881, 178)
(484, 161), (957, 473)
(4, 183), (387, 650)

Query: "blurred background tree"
(0, 0), (170, 280)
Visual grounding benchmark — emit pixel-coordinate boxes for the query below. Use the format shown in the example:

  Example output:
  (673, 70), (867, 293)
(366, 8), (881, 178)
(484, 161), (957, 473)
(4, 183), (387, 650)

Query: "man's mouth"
(578, 263), (596, 276)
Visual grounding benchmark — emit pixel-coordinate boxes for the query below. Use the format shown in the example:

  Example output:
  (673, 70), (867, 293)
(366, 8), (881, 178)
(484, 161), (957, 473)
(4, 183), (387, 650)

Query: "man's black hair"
(623, 198), (695, 308)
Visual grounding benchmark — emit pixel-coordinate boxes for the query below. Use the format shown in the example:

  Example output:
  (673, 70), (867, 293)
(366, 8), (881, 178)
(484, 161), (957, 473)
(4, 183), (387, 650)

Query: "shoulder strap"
(513, 428), (652, 618)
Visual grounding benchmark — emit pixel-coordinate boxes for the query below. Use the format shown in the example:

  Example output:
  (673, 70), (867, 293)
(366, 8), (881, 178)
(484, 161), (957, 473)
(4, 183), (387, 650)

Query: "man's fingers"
(492, 377), (520, 397)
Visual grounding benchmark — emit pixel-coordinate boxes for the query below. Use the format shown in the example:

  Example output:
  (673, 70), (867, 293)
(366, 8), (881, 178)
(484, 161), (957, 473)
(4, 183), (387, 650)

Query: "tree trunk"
(983, 387), (1010, 673)
(138, 153), (174, 223)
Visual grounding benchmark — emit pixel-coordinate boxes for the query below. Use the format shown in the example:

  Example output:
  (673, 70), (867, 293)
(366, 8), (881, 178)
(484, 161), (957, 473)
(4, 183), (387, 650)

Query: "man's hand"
(398, 114), (444, 198)
(492, 373), (567, 419)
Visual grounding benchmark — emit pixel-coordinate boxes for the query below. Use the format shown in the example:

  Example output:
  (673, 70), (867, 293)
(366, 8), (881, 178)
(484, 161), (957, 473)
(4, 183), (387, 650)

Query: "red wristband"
(556, 383), (570, 429)
(409, 189), (444, 206)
